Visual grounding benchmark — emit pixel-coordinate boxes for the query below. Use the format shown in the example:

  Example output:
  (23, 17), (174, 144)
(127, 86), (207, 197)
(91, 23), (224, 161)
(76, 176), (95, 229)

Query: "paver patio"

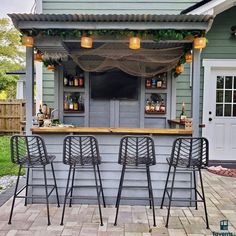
(0, 170), (236, 236)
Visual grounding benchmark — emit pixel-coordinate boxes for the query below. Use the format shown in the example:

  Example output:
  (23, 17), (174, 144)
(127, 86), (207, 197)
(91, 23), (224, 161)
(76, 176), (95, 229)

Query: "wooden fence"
(0, 100), (26, 134)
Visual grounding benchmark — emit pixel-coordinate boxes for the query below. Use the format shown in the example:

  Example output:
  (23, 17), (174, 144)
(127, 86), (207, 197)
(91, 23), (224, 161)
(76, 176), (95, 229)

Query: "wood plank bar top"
(31, 127), (192, 135)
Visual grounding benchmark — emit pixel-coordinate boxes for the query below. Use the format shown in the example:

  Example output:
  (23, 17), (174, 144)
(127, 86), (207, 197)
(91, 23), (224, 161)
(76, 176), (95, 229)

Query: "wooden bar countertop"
(31, 127), (192, 135)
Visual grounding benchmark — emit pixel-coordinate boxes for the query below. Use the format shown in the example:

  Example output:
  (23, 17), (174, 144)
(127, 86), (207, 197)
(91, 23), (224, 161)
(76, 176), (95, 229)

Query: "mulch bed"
(208, 168), (236, 177)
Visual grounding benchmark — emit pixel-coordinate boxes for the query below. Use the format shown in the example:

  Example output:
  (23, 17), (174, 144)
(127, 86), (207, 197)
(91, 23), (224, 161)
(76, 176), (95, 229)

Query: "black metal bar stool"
(114, 135), (156, 226)
(8, 135), (60, 225)
(160, 137), (209, 228)
(60, 135), (106, 226)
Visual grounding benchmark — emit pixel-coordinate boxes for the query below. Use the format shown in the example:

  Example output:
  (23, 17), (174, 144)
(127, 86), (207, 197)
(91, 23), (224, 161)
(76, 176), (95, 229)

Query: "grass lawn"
(0, 136), (25, 177)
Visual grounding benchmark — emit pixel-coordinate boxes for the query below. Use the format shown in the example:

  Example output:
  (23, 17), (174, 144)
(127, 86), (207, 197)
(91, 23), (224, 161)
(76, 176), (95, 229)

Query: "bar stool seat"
(8, 135), (60, 226)
(114, 135), (156, 226)
(60, 135), (106, 226)
(161, 137), (209, 229)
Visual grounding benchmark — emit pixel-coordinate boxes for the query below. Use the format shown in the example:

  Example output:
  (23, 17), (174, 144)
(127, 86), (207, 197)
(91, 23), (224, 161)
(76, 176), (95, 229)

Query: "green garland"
(25, 29), (203, 75)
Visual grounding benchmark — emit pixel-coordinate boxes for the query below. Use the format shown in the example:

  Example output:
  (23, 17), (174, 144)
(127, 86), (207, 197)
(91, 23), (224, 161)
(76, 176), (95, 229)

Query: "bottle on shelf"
(64, 75), (68, 86)
(79, 73), (84, 87)
(73, 96), (79, 111)
(64, 95), (69, 111)
(155, 101), (160, 112)
(145, 99), (151, 113)
(74, 76), (79, 87)
(145, 78), (151, 88)
(160, 99), (166, 113)
(156, 75), (162, 88)
(180, 101), (187, 121)
(69, 96), (74, 110)
(162, 73), (167, 88)
(68, 75), (74, 87)
(150, 101), (155, 112)
(151, 78), (156, 88)
(37, 104), (45, 127)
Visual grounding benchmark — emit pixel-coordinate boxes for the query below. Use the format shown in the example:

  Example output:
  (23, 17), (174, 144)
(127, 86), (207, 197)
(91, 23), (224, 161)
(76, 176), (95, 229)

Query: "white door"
(203, 66), (236, 161)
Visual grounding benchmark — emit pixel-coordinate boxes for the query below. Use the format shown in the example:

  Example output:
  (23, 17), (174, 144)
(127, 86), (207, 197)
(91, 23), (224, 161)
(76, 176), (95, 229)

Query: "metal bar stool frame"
(8, 135), (60, 226)
(60, 135), (106, 226)
(160, 137), (209, 229)
(114, 135), (156, 227)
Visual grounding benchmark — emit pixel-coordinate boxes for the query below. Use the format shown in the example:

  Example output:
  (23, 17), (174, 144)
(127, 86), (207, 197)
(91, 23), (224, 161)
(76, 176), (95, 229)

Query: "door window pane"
(225, 76), (233, 89)
(233, 105), (236, 117)
(234, 77), (236, 89)
(234, 91), (236, 103)
(224, 104), (231, 116)
(225, 90), (232, 103)
(216, 104), (223, 116)
(217, 76), (224, 89)
(216, 90), (223, 102)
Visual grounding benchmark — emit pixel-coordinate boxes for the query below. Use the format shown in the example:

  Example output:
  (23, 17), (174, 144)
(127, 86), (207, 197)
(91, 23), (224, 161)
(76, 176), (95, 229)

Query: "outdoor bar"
(9, 13), (213, 204)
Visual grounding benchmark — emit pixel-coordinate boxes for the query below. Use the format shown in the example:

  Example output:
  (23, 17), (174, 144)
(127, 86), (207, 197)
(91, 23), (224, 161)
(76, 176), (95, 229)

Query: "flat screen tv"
(90, 70), (138, 100)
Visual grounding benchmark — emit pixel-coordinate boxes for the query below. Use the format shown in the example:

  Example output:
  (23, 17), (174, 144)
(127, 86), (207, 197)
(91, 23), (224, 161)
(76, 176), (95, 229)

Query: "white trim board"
(187, 0), (236, 16)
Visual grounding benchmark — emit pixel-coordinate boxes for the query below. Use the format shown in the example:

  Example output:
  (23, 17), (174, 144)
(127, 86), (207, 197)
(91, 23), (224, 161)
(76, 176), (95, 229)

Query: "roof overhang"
(8, 13), (213, 31)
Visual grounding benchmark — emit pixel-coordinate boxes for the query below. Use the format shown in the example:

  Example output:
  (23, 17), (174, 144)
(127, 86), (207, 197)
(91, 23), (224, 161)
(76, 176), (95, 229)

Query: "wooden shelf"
(145, 87), (167, 90)
(64, 110), (84, 114)
(145, 111), (166, 115)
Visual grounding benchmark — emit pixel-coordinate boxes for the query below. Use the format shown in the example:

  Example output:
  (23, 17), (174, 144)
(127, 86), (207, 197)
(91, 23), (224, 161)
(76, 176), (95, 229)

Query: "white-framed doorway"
(203, 59), (236, 161)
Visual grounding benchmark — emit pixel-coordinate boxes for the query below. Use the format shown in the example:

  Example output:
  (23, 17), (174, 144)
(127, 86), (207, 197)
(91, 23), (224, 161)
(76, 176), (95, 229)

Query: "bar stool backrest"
(11, 135), (49, 166)
(63, 135), (101, 166)
(118, 136), (156, 166)
(170, 137), (209, 168)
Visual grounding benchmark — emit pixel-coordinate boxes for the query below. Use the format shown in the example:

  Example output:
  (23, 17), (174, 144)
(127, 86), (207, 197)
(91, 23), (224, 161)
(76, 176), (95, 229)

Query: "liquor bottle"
(151, 78), (156, 88)
(64, 75), (68, 86)
(69, 96), (74, 110)
(180, 101), (187, 121)
(155, 101), (160, 112)
(64, 95), (69, 111)
(146, 79), (151, 88)
(162, 73), (167, 88)
(37, 104), (44, 127)
(145, 99), (151, 113)
(79, 73), (84, 87)
(73, 96), (79, 110)
(69, 75), (74, 87)
(74, 76), (79, 87)
(150, 101), (155, 112)
(160, 99), (166, 113)
(156, 75), (162, 88)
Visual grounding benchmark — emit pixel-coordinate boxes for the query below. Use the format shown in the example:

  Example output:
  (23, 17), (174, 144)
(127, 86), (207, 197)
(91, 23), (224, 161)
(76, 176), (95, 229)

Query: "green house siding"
(42, 0), (198, 14)
(42, 68), (54, 107)
(176, 6), (236, 122)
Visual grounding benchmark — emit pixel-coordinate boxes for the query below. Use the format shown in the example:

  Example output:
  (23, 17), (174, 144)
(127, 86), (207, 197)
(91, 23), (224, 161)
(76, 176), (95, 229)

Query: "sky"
(0, 0), (36, 18)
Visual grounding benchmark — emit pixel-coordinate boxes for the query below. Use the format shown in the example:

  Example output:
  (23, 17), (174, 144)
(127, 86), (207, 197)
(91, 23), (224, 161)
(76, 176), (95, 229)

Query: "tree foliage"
(0, 18), (24, 98)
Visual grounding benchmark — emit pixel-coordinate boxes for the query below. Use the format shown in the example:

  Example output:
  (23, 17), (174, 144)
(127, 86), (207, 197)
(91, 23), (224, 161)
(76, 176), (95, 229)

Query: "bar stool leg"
(165, 166), (177, 228)
(24, 167), (30, 206)
(199, 168), (209, 229)
(193, 168), (198, 210)
(43, 166), (51, 226)
(93, 164), (103, 226)
(60, 166), (72, 226)
(146, 166), (156, 227)
(69, 167), (76, 207)
(8, 165), (22, 224)
(51, 162), (60, 207)
(146, 167), (152, 209)
(97, 164), (106, 208)
(160, 164), (172, 209)
(114, 165), (126, 226)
